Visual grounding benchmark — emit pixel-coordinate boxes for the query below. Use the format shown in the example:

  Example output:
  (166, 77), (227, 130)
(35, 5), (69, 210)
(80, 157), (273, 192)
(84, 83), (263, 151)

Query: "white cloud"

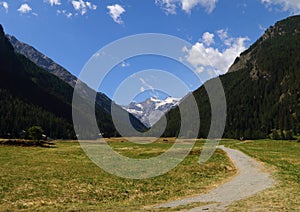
(217, 29), (228, 40)
(72, 1), (81, 10)
(57, 9), (72, 18)
(181, 0), (218, 13)
(184, 31), (249, 75)
(17, 4), (32, 14)
(217, 29), (235, 46)
(261, 0), (300, 14)
(45, 0), (61, 6)
(0, 2), (8, 13)
(259, 24), (266, 32)
(120, 61), (130, 68)
(155, 0), (218, 14)
(155, 0), (177, 14)
(139, 77), (154, 92)
(107, 4), (125, 24)
(202, 32), (214, 46)
(66, 12), (72, 18)
(71, 0), (97, 15)
(86, 2), (97, 10)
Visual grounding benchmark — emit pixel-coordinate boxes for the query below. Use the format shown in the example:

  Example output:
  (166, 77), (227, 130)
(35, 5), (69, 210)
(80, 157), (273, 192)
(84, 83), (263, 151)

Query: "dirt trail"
(155, 145), (275, 211)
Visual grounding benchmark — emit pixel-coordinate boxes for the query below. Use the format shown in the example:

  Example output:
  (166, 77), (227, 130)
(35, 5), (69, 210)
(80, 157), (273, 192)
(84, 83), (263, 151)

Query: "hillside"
(0, 25), (74, 138)
(7, 35), (112, 113)
(162, 15), (300, 139)
(6, 34), (146, 133)
(0, 25), (146, 139)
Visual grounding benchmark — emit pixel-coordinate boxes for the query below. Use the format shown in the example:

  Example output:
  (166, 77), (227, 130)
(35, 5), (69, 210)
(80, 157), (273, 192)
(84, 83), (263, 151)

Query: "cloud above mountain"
(261, 0), (300, 14)
(155, 0), (218, 14)
(183, 30), (249, 75)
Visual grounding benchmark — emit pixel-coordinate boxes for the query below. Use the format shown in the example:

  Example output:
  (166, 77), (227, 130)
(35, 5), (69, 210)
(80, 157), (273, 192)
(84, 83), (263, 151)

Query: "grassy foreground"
(223, 139), (300, 211)
(0, 139), (235, 211)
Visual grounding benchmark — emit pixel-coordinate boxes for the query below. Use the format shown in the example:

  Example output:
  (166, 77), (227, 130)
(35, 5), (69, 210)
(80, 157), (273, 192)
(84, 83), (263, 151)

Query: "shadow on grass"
(0, 139), (56, 148)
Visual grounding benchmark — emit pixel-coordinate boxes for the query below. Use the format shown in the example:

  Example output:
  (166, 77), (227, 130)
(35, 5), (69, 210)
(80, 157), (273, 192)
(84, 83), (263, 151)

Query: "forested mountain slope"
(162, 15), (300, 139)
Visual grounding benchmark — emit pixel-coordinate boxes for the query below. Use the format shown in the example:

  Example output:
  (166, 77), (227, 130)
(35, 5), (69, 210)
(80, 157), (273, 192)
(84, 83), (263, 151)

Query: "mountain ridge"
(7, 34), (112, 113)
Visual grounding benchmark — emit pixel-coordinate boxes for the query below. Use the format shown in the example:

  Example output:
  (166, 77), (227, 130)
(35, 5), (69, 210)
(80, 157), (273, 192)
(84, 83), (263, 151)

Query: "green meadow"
(0, 138), (299, 211)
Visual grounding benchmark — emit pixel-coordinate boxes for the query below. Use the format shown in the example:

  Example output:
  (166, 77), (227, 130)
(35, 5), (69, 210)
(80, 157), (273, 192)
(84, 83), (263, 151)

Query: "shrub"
(28, 126), (44, 141)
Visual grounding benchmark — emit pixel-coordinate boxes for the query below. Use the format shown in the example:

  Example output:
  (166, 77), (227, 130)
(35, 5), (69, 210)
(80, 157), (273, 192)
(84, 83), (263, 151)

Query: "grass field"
(223, 139), (300, 211)
(0, 138), (236, 211)
(1, 138), (299, 211)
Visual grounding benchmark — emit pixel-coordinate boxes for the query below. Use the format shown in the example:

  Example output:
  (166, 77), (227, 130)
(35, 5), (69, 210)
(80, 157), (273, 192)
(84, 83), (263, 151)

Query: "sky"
(0, 0), (299, 105)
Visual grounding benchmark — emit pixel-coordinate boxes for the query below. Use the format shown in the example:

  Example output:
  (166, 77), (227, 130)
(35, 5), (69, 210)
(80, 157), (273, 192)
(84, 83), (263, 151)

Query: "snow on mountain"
(123, 97), (180, 127)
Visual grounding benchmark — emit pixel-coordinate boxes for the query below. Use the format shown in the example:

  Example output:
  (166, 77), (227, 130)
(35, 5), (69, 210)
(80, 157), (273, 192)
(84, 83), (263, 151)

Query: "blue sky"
(0, 0), (299, 104)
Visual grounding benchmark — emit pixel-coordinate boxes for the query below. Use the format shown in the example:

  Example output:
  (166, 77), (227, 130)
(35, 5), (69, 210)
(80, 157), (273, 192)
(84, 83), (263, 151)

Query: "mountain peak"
(124, 96), (180, 127)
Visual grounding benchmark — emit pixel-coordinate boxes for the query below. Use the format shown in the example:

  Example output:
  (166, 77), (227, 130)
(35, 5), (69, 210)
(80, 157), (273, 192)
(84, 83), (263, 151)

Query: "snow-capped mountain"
(123, 97), (180, 127)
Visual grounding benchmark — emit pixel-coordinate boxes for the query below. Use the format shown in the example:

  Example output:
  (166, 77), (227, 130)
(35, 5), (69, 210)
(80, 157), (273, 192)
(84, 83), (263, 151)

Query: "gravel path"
(155, 145), (275, 211)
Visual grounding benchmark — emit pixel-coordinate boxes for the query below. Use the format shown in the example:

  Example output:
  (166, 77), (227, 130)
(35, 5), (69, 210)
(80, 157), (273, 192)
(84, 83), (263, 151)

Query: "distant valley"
(0, 15), (299, 140)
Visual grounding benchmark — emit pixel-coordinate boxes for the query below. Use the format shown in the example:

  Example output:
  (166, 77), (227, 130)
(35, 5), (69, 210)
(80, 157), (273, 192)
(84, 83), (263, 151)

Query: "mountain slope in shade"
(161, 15), (300, 139)
(6, 34), (147, 135)
(0, 25), (76, 138)
(0, 25), (146, 139)
(7, 35), (111, 113)
(123, 97), (180, 127)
